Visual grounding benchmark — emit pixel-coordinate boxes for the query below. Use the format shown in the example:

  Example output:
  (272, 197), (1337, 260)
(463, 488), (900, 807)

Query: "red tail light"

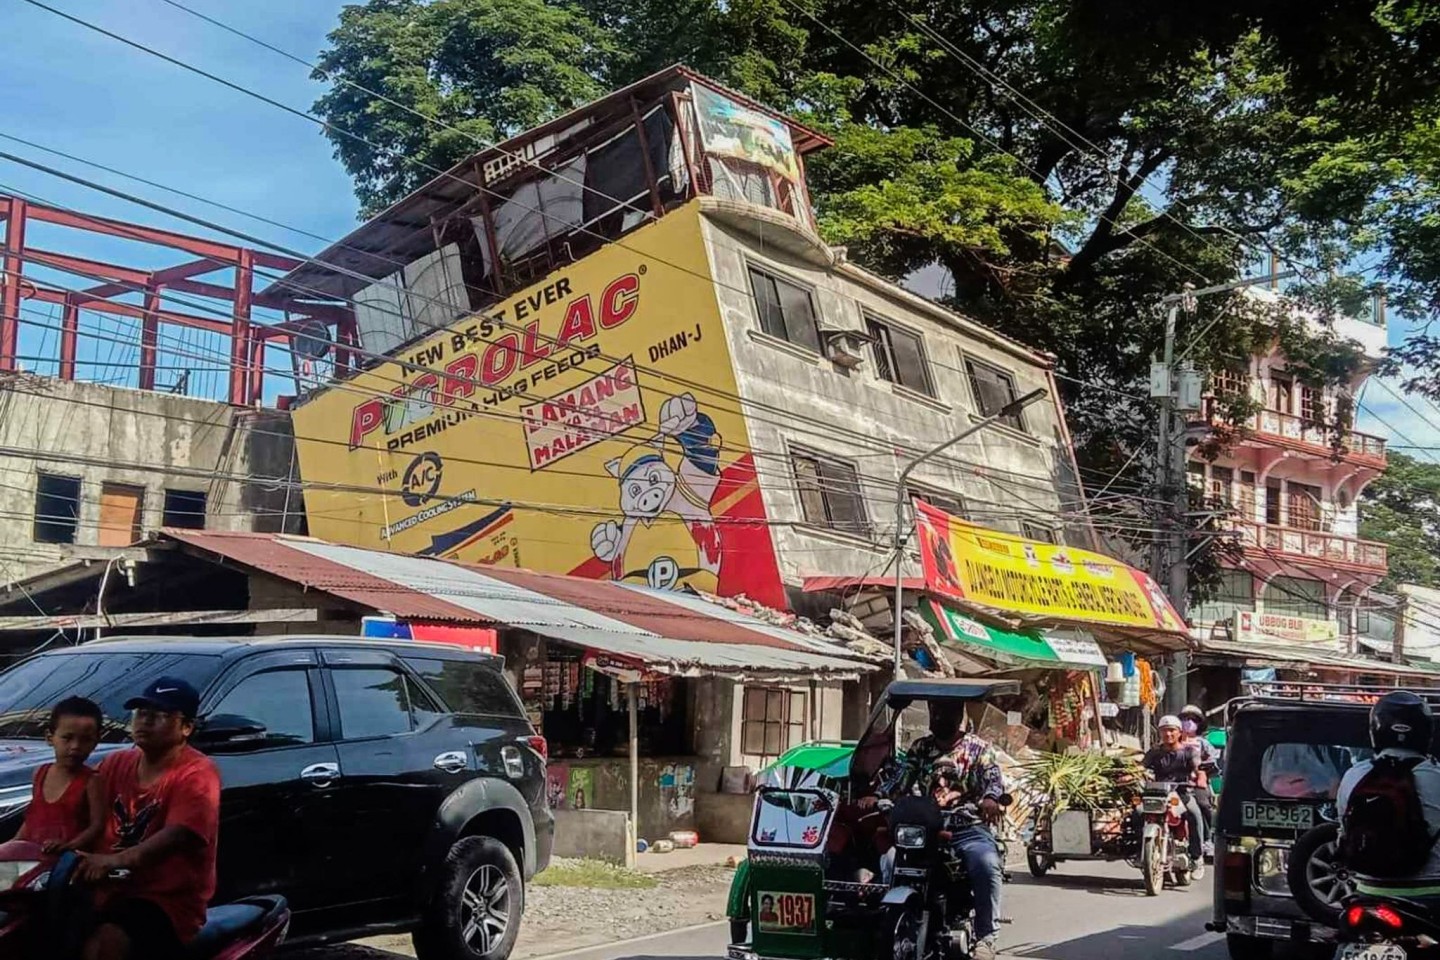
(1345, 906), (1365, 928)
(1223, 852), (1250, 900)
(526, 735), (548, 761)
(1375, 905), (1404, 930)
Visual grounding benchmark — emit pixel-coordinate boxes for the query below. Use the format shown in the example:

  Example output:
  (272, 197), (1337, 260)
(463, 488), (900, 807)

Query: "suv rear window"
(403, 657), (523, 719)
(0, 651), (222, 742)
(1261, 743), (1373, 800)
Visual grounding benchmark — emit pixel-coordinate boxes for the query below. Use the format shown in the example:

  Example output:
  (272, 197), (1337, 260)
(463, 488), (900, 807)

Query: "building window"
(867, 317), (934, 396)
(792, 449), (870, 536)
(1287, 481), (1324, 532)
(1265, 575), (1328, 619)
(97, 483), (144, 548)
(1208, 465), (1234, 508)
(163, 490), (207, 529)
(907, 486), (966, 519)
(1021, 521), (1056, 543)
(1238, 471), (1257, 522)
(34, 473), (81, 544)
(741, 686), (806, 761)
(748, 266), (821, 353)
(964, 358), (1025, 432)
(1265, 480), (1282, 526)
(1301, 385), (1323, 425)
(1212, 368), (1248, 398)
(1270, 375), (1295, 415)
(1192, 569), (1255, 624)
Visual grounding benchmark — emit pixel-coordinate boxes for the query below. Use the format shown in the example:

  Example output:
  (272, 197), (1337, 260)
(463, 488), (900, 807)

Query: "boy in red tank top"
(16, 696), (103, 853)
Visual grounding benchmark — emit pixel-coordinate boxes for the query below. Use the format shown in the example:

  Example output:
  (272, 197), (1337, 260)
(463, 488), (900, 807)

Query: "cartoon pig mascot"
(590, 393), (724, 592)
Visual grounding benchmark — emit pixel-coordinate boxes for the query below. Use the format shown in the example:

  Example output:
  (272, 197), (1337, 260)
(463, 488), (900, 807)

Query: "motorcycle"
(884, 794), (1010, 960)
(1138, 781), (1194, 895)
(0, 839), (290, 959)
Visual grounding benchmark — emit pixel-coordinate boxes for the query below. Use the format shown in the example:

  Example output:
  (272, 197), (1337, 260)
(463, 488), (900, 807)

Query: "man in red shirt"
(75, 677), (220, 960)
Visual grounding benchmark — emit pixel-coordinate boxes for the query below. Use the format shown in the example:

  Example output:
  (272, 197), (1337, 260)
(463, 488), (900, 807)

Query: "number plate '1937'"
(1242, 801), (1313, 830)
(757, 891), (816, 934)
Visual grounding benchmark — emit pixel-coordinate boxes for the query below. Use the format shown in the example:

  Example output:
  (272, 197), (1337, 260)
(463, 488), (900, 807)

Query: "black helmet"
(1370, 691), (1434, 752)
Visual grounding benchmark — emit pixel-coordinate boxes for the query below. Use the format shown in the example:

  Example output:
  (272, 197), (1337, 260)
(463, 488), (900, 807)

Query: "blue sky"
(1, 0), (1437, 460)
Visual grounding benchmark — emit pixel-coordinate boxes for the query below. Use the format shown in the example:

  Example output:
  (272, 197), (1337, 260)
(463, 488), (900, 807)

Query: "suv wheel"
(415, 836), (525, 960)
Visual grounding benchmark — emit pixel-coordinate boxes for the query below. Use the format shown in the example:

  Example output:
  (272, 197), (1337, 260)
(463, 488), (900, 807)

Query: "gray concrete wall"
(0, 379), (300, 578)
(698, 201), (1090, 587)
(552, 808), (636, 866)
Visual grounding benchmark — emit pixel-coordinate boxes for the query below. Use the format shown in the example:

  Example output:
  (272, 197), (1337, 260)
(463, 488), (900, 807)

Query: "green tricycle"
(727, 678), (1019, 960)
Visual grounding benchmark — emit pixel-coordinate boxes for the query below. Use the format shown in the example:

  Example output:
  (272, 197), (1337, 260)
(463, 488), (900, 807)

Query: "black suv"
(0, 636), (553, 959)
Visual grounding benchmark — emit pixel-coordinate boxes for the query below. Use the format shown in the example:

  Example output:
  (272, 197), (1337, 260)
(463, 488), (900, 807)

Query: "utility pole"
(1150, 271), (1299, 714)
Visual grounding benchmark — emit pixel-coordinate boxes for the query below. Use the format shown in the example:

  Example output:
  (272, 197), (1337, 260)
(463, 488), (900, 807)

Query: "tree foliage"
(1360, 452), (1440, 592)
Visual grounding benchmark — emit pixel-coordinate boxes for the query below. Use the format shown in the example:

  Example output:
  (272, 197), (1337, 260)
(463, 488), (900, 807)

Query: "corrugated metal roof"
(1198, 637), (1440, 679)
(163, 530), (872, 678)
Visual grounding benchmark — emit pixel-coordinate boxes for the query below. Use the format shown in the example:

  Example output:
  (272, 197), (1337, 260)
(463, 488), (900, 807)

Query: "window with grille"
(741, 686), (807, 761)
(34, 473), (81, 544)
(964, 358), (1025, 432)
(1270, 375), (1295, 414)
(748, 267), (821, 353)
(1301, 385), (1323, 424)
(867, 317), (935, 396)
(1212, 368), (1248, 398)
(792, 449), (870, 536)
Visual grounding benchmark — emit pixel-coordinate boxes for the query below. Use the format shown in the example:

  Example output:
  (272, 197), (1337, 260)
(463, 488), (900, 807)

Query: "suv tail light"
(1223, 850), (1250, 904)
(525, 735), (548, 761)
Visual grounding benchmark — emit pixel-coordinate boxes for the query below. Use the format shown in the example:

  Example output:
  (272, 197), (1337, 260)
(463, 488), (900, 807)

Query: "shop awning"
(921, 599), (1106, 669)
(162, 531), (879, 680)
(1197, 637), (1440, 680)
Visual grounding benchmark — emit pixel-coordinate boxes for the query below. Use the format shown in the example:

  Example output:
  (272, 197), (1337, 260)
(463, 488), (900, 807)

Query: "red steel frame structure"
(0, 194), (357, 406)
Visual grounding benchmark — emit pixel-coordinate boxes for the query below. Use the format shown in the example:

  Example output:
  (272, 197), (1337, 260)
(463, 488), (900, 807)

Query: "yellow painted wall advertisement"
(914, 500), (1184, 631)
(293, 204), (786, 608)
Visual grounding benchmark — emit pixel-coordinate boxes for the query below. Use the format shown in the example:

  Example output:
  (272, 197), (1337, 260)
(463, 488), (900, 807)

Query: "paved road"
(535, 862), (1230, 960)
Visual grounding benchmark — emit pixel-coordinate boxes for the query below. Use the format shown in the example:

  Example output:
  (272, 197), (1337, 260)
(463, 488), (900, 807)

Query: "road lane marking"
(1170, 932), (1225, 951)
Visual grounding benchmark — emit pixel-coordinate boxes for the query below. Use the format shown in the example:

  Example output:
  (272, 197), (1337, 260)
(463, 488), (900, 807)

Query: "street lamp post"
(892, 388), (1049, 680)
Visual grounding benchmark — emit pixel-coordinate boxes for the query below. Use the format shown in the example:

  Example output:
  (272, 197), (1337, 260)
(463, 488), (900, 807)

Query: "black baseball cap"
(124, 677), (201, 719)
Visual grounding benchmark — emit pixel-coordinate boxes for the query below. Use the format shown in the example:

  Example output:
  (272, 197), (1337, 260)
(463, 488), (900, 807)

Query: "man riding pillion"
(1336, 690), (1440, 904)
(74, 677), (222, 960)
(1141, 715), (1206, 879)
(881, 701), (1006, 960)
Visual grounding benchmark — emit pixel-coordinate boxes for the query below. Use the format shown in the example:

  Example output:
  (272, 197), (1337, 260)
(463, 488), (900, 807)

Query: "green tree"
(1360, 452), (1440, 592)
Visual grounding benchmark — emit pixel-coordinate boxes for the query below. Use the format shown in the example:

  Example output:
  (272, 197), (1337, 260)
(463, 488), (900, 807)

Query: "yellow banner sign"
(291, 203), (787, 607)
(914, 501), (1185, 632)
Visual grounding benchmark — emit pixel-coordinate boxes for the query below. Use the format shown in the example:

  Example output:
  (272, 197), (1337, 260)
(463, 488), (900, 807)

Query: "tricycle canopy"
(756, 742), (856, 790)
(849, 678), (1020, 789)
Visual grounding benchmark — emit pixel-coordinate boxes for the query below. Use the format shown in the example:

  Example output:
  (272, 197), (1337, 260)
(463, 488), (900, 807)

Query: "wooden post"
(628, 682), (640, 847)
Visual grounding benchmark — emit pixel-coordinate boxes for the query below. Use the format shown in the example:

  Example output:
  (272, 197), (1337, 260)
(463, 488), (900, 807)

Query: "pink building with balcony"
(1186, 289), (1390, 648)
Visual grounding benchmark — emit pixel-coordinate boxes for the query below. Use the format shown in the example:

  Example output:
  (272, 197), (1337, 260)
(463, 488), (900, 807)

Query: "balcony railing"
(1232, 520), (1388, 571)
(1200, 401), (1386, 463)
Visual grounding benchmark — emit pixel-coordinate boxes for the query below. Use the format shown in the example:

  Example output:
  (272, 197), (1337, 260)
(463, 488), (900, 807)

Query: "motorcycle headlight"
(0, 859), (41, 893)
(894, 824), (927, 849)
(1141, 797), (1167, 814)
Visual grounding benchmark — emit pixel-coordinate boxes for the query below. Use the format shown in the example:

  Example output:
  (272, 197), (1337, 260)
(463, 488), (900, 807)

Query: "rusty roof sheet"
(163, 530), (871, 678)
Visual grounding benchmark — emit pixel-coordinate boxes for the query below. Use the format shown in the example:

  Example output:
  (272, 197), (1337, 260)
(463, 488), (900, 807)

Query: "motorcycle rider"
(890, 700), (1007, 960)
(1141, 715), (1206, 878)
(75, 677), (222, 960)
(1178, 704), (1218, 861)
(1335, 690), (1440, 902)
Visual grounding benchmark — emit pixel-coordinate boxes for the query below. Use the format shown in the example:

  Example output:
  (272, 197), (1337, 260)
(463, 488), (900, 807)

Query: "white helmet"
(1157, 714), (1182, 731)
